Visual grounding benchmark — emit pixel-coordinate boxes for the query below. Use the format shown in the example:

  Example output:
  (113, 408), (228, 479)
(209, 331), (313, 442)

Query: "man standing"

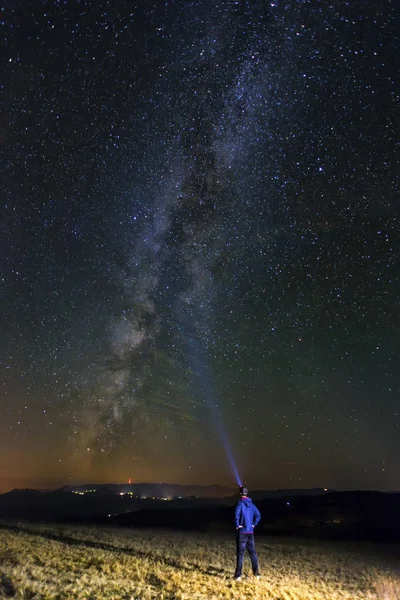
(234, 486), (261, 581)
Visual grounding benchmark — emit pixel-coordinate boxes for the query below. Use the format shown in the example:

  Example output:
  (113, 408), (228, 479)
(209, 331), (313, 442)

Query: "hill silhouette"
(0, 485), (399, 542)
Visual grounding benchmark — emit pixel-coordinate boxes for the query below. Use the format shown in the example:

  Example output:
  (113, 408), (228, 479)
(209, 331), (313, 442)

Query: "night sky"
(1, 0), (399, 494)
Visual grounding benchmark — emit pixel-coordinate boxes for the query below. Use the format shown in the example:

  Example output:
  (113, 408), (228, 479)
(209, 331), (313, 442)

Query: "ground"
(0, 522), (399, 599)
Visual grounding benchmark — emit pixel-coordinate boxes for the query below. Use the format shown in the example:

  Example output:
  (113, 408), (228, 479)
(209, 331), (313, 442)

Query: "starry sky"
(1, 0), (399, 494)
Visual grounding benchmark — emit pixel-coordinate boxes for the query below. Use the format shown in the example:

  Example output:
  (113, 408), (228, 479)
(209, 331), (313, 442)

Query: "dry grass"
(0, 522), (399, 599)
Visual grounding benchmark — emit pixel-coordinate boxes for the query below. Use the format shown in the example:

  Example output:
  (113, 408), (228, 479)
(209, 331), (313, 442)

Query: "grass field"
(0, 522), (399, 599)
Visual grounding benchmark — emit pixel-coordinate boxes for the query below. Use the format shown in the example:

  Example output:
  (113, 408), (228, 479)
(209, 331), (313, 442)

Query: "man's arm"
(253, 504), (261, 527)
(235, 502), (242, 529)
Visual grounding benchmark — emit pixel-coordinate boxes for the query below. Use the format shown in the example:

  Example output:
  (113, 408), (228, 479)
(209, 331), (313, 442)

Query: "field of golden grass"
(0, 522), (399, 599)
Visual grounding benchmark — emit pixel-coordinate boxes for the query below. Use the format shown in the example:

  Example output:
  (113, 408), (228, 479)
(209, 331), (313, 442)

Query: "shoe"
(255, 575), (261, 580)
(234, 576), (242, 581)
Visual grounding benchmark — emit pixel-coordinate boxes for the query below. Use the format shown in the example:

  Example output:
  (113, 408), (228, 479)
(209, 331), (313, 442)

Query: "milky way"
(0, 0), (398, 491)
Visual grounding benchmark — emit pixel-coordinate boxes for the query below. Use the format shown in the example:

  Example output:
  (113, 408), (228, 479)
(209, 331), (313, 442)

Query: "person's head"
(239, 486), (248, 497)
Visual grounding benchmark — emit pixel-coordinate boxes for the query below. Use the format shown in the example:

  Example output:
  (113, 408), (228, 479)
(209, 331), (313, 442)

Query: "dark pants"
(234, 531), (259, 577)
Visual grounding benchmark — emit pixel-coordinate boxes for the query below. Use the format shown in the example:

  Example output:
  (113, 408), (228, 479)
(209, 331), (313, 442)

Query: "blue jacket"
(235, 496), (261, 533)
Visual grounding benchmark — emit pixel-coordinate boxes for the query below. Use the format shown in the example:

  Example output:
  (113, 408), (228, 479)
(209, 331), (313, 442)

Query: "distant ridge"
(1, 486), (399, 542)
(2, 484), (339, 499)
(3, 488), (44, 497)
(55, 484), (338, 499)
(56, 483), (235, 498)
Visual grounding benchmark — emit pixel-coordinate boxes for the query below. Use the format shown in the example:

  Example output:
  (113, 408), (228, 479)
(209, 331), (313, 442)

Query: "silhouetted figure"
(234, 486), (261, 580)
